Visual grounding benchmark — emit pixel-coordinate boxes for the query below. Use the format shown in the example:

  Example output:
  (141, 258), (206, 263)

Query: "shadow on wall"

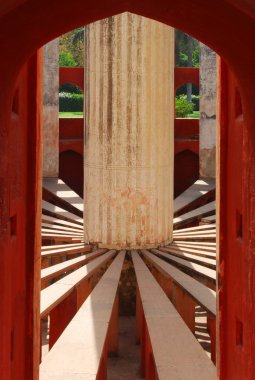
(174, 150), (199, 198)
(59, 150), (83, 198)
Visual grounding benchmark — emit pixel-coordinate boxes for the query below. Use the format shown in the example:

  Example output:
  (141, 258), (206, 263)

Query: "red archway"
(1, 2), (255, 379)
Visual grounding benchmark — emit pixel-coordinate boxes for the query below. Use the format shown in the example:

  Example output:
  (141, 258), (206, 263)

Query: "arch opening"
(1, 2), (255, 380)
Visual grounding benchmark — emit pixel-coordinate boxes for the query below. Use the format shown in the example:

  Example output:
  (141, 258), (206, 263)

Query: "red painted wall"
(174, 117), (199, 196)
(59, 68), (84, 195)
(59, 117), (83, 155)
(174, 150), (199, 197)
(174, 117), (199, 139)
(0, 52), (42, 380)
(59, 117), (83, 194)
(59, 67), (84, 91)
(174, 69), (200, 197)
(175, 138), (199, 156)
(59, 150), (84, 198)
(218, 59), (255, 379)
(174, 67), (199, 92)
(1, 1), (255, 379)
(59, 117), (83, 140)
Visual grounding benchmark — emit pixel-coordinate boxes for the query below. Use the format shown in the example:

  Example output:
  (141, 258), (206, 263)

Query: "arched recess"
(59, 68), (84, 92)
(59, 150), (83, 198)
(1, 2), (255, 380)
(174, 150), (199, 197)
(174, 67), (199, 93)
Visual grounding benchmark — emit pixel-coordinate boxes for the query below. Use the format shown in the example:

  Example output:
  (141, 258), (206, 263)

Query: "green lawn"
(186, 111), (200, 119)
(60, 110), (199, 119)
(59, 112), (84, 118)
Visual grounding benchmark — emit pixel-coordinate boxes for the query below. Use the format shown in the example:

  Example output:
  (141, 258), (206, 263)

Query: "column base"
(98, 238), (173, 250)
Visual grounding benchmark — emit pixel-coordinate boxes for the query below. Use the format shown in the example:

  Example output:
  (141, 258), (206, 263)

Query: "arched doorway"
(1, 2), (255, 379)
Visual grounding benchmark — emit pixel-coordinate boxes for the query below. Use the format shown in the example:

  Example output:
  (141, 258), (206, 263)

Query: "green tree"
(175, 30), (200, 104)
(59, 50), (77, 67)
(175, 95), (194, 118)
(59, 27), (84, 67)
(175, 30), (200, 68)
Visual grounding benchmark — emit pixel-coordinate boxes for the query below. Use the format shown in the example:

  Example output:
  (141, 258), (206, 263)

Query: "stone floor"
(41, 318), (49, 358)
(195, 305), (211, 358)
(41, 308), (211, 378)
(108, 317), (141, 380)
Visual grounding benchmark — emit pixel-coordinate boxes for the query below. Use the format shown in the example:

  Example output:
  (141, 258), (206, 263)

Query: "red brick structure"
(0, 1), (255, 379)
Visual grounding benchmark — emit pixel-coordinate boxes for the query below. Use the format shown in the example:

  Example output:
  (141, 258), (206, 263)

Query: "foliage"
(177, 44), (199, 68)
(59, 111), (83, 118)
(175, 95), (194, 118)
(187, 111), (200, 119)
(59, 83), (82, 94)
(191, 95), (200, 111)
(192, 48), (200, 68)
(175, 30), (200, 68)
(59, 92), (83, 112)
(59, 27), (84, 67)
(176, 84), (199, 97)
(59, 50), (77, 67)
(179, 52), (188, 66)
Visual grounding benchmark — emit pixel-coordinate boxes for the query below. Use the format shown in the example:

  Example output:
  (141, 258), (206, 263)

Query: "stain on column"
(42, 38), (59, 177)
(199, 43), (216, 178)
(84, 13), (174, 249)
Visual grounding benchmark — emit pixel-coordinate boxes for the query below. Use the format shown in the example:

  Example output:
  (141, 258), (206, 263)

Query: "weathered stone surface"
(43, 38), (59, 177)
(199, 43), (216, 178)
(200, 147), (216, 178)
(84, 13), (174, 248)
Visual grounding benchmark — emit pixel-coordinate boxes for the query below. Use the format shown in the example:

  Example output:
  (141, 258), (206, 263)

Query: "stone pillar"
(42, 38), (59, 177)
(199, 43), (216, 178)
(84, 13), (174, 249)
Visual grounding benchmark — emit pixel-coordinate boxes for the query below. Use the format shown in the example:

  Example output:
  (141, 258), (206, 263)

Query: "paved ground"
(108, 316), (141, 380)
(41, 318), (49, 358)
(195, 305), (211, 358)
(41, 308), (212, 376)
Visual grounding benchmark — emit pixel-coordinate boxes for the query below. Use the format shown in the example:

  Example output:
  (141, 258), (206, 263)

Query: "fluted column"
(84, 13), (174, 249)
(199, 43), (216, 178)
(42, 38), (59, 177)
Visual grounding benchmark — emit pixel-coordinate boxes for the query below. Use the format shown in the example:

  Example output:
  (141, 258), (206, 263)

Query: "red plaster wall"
(59, 69), (84, 189)
(174, 117), (199, 196)
(59, 117), (84, 194)
(1, 1), (255, 379)
(174, 138), (199, 156)
(59, 117), (83, 140)
(218, 59), (255, 379)
(174, 67), (199, 92)
(174, 68), (200, 197)
(59, 117), (84, 155)
(59, 67), (84, 91)
(174, 118), (199, 139)
(59, 150), (84, 198)
(0, 52), (42, 380)
(174, 150), (199, 197)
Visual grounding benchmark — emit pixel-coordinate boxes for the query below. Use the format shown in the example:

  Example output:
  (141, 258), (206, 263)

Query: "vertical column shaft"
(43, 39), (59, 177)
(84, 13), (174, 249)
(199, 43), (216, 178)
